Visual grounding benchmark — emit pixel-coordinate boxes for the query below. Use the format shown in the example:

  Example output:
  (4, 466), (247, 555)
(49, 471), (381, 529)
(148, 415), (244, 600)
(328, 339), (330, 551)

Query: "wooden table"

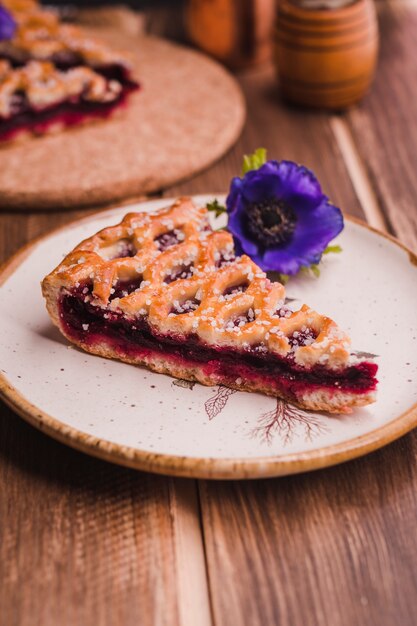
(1, 3), (417, 625)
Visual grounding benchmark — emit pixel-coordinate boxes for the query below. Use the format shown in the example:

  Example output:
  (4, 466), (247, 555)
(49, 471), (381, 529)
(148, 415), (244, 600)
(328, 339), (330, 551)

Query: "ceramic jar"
(274, 0), (379, 109)
(185, 0), (275, 69)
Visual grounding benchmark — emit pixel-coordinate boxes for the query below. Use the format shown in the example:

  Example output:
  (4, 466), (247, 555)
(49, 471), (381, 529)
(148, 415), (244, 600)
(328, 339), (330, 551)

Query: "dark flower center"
(246, 199), (297, 247)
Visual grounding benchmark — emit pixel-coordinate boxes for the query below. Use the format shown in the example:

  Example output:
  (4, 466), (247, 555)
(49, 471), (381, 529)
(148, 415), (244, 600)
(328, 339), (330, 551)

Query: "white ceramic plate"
(1, 196), (417, 479)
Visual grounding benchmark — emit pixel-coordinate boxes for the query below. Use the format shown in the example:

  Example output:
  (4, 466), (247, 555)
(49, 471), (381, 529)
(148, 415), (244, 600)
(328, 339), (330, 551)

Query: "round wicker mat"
(0, 32), (245, 211)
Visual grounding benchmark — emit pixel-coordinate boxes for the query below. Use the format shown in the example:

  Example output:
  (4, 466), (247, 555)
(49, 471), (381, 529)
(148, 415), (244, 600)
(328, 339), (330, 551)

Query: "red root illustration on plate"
(173, 382), (330, 445)
(250, 399), (329, 446)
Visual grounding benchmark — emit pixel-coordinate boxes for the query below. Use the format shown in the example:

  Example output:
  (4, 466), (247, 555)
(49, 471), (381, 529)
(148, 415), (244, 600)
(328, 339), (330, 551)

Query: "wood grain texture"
(1, 2), (417, 625)
(168, 479), (212, 626)
(170, 3), (417, 626)
(167, 64), (364, 220)
(330, 116), (388, 230)
(0, 401), (180, 626)
(0, 55), (363, 619)
(199, 437), (417, 626)
(0, 10), (212, 608)
(346, 1), (417, 250)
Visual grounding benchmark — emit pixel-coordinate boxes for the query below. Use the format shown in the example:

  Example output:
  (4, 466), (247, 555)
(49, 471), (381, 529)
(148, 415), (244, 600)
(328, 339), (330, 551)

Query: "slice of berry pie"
(1, 0), (136, 76)
(0, 1), (138, 142)
(0, 59), (135, 142)
(42, 198), (378, 414)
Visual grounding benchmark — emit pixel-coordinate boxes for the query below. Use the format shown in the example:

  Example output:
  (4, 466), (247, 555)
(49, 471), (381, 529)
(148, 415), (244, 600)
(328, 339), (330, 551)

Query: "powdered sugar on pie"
(42, 198), (378, 414)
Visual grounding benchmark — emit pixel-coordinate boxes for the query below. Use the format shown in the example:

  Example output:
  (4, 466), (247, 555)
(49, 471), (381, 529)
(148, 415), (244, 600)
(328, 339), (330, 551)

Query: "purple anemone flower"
(0, 5), (16, 40)
(226, 160), (344, 275)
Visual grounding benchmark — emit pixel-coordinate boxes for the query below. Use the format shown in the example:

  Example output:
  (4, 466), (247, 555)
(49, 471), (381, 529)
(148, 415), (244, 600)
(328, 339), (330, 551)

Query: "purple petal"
(0, 6), (17, 41)
(224, 158), (344, 274)
(228, 198), (259, 257)
(274, 161), (323, 210)
(262, 201), (344, 273)
(226, 176), (243, 214)
(240, 162), (288, 204)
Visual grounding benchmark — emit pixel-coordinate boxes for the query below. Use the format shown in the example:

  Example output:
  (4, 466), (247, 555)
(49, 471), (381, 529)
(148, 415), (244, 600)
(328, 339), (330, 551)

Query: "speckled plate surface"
(1, 196), (417, 479)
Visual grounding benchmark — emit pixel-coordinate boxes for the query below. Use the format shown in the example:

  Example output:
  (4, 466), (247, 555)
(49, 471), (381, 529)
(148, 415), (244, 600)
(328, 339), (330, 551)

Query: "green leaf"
(299, 264), (320, 278)
(277, 273), (290, 285)
(206, 199), (227, 218)
(268, 271), (290, 285)
(242, 148), (268, 175)
(323, 244), (342, 255)
(310, 264), (321, 278)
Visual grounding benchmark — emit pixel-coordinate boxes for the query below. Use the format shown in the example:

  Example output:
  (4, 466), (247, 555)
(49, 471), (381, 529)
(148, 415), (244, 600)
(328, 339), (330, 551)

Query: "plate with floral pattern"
(0, 195), (417, 479)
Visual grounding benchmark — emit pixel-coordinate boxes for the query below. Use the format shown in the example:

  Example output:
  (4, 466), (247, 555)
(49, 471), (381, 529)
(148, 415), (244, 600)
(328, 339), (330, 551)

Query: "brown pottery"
(274, 0), (379, 109)
(185, 0), (275, 69)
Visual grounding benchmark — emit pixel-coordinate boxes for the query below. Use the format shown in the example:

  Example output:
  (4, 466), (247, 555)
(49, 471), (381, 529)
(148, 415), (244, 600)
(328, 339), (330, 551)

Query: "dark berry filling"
(170, 298), (201, 315)
(155, 230), (181, 251)
(164, 263), (194, 284)
(2, 52), (136, 83)
(49, 50), (84, 71)
(109, 277), (143, 301)
(288, 328), (317, 348)
(59, 283), (378, 397)
(111, 240), (136, 259)
(0, 64), (139, 141)
(9, 91), (28, 117)
(223, 281), (249, 296)
(216, 253), (236, 268)
(274, 306), (292, 318)
(230, 309), (256, 328)
(0, 92), (128, 141)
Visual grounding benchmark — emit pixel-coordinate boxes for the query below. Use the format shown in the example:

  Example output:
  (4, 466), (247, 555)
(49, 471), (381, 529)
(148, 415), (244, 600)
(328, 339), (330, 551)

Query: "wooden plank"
(346, 1), (417, 250)
(168, 28), (417, 625)
(0, 402), (179, 626)
(168, 65), (365, 220)
(0, 210), (212, 625)
(0, 211), (95, 264)
(330, 117), (388, 230)
(1, 6), (410, 626)
(167, 63), (417, 626)
(200, 440), (417, 626)
(0, 6), (198, 622)
(169, 479), (212, 626)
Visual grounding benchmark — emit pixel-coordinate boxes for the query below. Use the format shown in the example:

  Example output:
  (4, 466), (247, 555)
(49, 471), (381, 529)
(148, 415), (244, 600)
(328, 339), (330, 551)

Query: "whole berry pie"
(42, 198), (378, 414)
(0, 0), (139, 142)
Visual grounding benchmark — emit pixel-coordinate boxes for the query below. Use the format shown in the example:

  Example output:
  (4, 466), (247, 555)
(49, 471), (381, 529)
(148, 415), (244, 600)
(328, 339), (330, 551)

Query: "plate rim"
(1, 198), (417, 480)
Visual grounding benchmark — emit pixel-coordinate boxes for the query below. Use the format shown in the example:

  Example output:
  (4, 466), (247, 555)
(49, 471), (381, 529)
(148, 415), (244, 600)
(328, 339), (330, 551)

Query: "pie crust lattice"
(42, 198), (378, 413)
(0, 59), (122, 119)
(48, 197), (353, 371)
(0, 0), (133, 71)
